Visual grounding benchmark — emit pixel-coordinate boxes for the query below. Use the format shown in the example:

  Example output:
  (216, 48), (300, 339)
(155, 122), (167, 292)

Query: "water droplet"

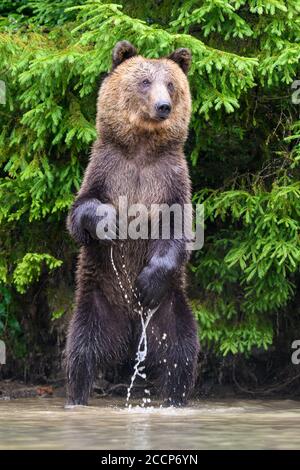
(110, 245), (158, 407)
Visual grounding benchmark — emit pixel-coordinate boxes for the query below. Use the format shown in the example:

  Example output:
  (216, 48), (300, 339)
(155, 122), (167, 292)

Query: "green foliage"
(51, 308), (66, 321)
(13, 253), (62, 294)
(192, 176), (299, 354)
(192, 300), (273, 355)
(0, 285), (25, 357)
(0, 1), (299, 362)
(0, 285), (13, 335)
(22, 0), (86, 26)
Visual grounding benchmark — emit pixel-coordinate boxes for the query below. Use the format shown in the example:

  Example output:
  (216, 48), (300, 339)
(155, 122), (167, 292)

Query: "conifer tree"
(0, 1), (299, 377)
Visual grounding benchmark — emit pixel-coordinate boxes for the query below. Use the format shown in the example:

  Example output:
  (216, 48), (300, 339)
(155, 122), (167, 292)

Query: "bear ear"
(112, 41), (137, 70)
(168, 48), (192, 75)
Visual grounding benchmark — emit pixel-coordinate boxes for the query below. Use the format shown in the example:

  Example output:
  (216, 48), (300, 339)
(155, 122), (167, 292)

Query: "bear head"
(96, 41), (192, 148)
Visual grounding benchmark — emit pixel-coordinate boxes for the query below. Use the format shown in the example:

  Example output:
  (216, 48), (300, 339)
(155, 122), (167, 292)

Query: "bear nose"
(155, 101), (172, 119)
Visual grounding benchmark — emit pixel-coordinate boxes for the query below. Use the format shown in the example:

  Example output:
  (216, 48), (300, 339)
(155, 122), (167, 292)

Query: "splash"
(110, 245), (158, 407)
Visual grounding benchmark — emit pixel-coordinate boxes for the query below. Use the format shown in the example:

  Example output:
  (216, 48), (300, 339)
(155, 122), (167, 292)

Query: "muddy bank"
(0, 380), (62, 400)
(0, 378), (153, 401)
(2, 374), (300, 402)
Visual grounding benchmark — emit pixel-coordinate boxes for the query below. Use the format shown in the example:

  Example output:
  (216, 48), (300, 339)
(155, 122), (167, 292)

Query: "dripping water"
(110, 245), (159, 407)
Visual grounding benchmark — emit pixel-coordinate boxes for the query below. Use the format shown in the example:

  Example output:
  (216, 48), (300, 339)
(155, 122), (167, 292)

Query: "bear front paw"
(135, 266), (169, 310)
(70, 225), (93, 246)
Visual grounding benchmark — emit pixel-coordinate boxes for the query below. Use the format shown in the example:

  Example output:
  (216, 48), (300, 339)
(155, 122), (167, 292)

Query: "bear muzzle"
(155, 101), (172, 120)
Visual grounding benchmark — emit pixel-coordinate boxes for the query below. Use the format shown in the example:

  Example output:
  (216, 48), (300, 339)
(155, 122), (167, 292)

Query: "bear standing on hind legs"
(65, 41), (200, 406)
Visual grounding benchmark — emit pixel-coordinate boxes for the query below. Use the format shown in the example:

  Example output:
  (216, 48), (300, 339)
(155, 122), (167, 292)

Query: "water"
(110, 245), (157, 406)
(1, 398), (300, 449)
(126, 308), (155, 405)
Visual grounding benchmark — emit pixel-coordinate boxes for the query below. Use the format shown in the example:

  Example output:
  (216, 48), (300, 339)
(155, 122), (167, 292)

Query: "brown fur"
(65, 42), (199, 406)
(96, 56), (191, 148)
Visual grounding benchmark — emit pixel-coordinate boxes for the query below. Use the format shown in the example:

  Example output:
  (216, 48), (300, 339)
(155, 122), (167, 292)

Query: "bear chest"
(106, 159), (173, 207)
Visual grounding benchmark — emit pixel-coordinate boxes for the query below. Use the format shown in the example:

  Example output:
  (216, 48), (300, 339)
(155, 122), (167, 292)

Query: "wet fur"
(65, 43), (200, 406)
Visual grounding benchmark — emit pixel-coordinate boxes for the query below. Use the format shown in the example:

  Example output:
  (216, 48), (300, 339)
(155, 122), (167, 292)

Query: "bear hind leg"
(65, 290), (131, 405)
(147, 292), (199, 407)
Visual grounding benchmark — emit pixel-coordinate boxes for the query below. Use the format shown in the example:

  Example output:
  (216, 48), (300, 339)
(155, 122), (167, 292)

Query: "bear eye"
(142, 79), (151, 87)
(167, 82), (174, 92)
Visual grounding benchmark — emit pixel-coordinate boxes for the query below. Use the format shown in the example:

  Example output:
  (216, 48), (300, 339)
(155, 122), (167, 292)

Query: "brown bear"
(65, 41), (200, 406)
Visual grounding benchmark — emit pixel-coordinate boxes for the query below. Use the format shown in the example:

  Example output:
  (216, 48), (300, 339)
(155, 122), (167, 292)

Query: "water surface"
(1, 398), (300, 449)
